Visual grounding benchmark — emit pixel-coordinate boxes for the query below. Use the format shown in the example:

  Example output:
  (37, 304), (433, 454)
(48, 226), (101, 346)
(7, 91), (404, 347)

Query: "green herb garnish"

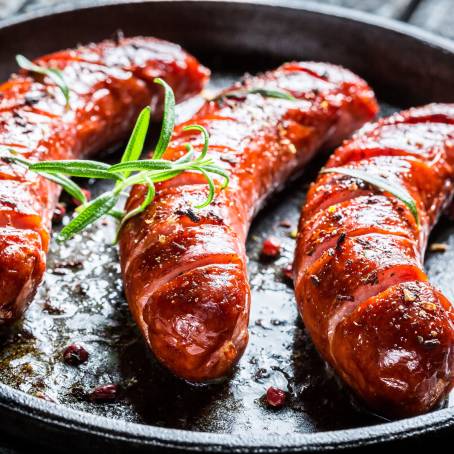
(213, 87), (296, 102)
(6, 78), (229, 242)
(16, 54), (70, 107)
(321, 167), (419, 225)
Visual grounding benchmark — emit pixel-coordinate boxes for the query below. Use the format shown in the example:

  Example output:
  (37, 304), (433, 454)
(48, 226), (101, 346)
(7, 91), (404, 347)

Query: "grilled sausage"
(294, 104), (454, 416)
(119, 62), (378, 382)
(0, 36), (209, 322)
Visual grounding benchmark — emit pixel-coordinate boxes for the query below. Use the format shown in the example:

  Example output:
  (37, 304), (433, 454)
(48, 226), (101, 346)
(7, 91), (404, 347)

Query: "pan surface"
(0, 1), (453, 452)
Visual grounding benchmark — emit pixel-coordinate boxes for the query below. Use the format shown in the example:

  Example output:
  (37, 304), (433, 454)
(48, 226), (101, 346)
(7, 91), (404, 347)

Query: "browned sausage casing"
(0, 36), (209, 323)
(294, 104), (454, 416)
(119, 62), (378, 382)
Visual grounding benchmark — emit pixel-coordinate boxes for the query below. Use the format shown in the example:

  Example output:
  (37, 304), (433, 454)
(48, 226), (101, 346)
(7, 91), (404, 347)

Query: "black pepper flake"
(336, 232), (346, 250)
(365, 271), (379, 285)
(42, 299), (64, 315)
(24, 92), (44, 106)
(423, 339), (441, 349)
(220, 154), (240, 165)
(53, 259), (83, 269)
(175, 208), (201, 223)
(13, 111), (27, 128)
(113, 29), (124, 44)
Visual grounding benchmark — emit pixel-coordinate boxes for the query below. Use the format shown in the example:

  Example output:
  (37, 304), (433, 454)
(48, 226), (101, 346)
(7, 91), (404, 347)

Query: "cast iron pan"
(0, 1), (453, 452)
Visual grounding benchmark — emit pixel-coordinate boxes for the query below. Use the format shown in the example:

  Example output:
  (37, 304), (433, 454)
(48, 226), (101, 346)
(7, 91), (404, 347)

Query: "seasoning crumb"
(403, 288), (417, 302)
(42, 300), (64, 315)
(279, 219), (292, 228)
(421, 302), (437, 312)
(35, 392), (56, 403)
(429, 243), (448, 253)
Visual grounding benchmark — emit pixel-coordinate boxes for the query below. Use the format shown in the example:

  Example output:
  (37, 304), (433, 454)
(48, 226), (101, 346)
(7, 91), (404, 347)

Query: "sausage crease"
(294, 104), (454, 416)
(0, 36), (209, 322)
(119, 62), (378, 381)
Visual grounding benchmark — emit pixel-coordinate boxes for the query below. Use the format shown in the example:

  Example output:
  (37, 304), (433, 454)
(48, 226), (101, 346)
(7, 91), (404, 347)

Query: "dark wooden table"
(1, 0), (453, 39)
(0, 0), (452, 452)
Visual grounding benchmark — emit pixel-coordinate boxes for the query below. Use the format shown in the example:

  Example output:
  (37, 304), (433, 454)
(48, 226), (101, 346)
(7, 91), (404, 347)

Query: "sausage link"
(119, 62), (378, 382)
(0, 36), (209, 322)
(294, 104), (454, 416)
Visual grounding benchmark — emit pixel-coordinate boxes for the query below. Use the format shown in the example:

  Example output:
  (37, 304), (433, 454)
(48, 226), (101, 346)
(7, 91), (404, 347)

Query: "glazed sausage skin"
(119, 62), (378, 382)
(294, 104), (454, 416)
(0, 36), (209, 322)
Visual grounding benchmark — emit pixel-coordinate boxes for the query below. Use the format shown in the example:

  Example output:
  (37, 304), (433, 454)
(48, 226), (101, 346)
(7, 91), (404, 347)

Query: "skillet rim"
(0, 0), (453, 451)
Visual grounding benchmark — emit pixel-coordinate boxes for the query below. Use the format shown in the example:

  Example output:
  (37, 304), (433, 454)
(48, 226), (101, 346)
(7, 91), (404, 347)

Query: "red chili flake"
(265, 386), (286, 408)
(72, 188), (91, 207)
(52, 203), (66, 224)
(89, 384), (119, 403)
(281, 264), (293, 281)
(63, 343), (89, 366)
(261, 237), (281, 259)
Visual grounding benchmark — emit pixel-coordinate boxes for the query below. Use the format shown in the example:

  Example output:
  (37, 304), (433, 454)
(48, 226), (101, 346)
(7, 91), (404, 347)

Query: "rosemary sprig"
(321, 167), (419, 225)
(213, 87), (296, 103)
(6, 78), (229, 242)
(16, 54), (70, 107)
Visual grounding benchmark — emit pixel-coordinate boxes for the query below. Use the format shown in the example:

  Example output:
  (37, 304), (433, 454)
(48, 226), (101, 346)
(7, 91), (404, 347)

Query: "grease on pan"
(0, 74), (452, 435)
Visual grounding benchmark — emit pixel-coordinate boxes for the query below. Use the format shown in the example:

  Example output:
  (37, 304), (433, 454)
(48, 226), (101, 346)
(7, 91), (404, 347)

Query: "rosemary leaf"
(321, 167), (419, 225)
(176, 144), (195, 164)
(109, 159), (173, 174)
(15, 77), (230, 242)
(30, 160), (121, 180)
(214, 87), (296, 102)
(152, 78), (175, 159)
(194, 167), (215, 209)
(41, 172), (87, 204)
(182, 125), (209, 159)
(119, 106), (151, 176)
(116, 176), (155, 239)
(58, 191), (120, 242)
(16, 55), (70, 106)
(200, 164), (230, 188)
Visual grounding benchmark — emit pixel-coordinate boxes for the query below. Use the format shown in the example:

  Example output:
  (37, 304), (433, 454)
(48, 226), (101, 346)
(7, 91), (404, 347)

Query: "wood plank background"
(0, 0), (453, 39)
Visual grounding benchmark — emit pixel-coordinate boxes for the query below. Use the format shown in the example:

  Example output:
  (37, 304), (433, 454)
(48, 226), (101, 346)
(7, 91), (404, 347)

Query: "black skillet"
(0, 1), (453, 452)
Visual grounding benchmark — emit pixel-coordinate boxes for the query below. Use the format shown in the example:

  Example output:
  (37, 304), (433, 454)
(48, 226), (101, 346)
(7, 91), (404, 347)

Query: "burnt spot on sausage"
(364, 270), (379, 286)
(310, 274), (320, 286)
(175, 208), (201, 223)
(336, 232), (346, 250)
